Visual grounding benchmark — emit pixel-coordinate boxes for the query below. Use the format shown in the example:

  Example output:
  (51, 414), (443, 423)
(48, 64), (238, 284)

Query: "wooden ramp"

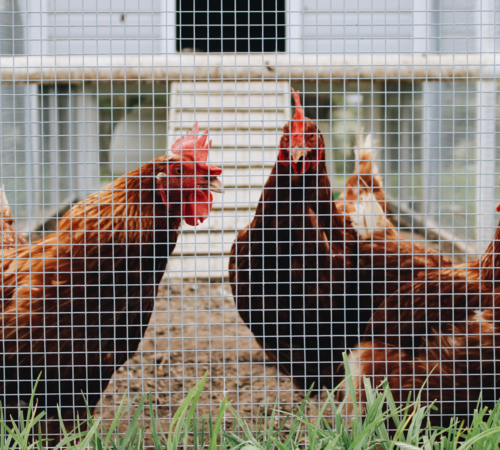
(165, 80), (291, 281)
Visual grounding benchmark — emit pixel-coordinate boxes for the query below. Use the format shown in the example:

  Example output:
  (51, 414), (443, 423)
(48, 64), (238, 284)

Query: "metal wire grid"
(0, 0), (498, 443)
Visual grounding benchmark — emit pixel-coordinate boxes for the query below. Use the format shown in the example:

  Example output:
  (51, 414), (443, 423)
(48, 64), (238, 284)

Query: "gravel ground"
(96, 281), (313, 445)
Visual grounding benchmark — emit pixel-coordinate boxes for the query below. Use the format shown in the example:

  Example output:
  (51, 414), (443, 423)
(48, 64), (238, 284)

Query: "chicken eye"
(174, 166), (183, 175)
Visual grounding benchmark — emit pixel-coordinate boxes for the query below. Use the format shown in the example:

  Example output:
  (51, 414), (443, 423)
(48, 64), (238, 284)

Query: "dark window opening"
(177, 0), (286, 53)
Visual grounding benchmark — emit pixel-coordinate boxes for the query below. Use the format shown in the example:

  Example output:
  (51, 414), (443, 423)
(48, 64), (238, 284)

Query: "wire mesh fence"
(1, 0), (500, 444)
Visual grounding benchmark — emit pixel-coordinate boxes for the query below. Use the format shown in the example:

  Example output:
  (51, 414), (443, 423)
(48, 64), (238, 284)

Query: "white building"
(0, 0), (495, 268)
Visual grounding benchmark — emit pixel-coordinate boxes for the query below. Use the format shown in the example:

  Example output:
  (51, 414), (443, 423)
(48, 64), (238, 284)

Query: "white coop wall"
(166, 80), (291, 279)
(0, 0), (35, 232)
(1, 0), (496, 251)
(301, 0), (414, 53)
(44, 0), (171, 55)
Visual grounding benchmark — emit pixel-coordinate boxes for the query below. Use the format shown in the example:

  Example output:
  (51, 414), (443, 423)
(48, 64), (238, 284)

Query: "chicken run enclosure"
(4, 0), (500, 443)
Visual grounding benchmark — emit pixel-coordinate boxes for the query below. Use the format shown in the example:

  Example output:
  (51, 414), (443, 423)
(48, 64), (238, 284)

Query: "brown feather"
(0, 156), (183, 440)
(229, 120), (347, 391)
(0, 188), (27, 247)
(339, 217), (500, 426)
(334, 138), (453, 355)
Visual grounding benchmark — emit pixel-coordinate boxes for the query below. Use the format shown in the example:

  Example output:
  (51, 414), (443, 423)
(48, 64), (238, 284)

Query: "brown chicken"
(339, 202), (500, 426)
(229, 89), (346, 392)
(0, 123), (223, 440)
(335, 138), (453, 354)
(336, 134), (387, 217)
(0, 187), (27, 247)
(229, 90), (451, 392)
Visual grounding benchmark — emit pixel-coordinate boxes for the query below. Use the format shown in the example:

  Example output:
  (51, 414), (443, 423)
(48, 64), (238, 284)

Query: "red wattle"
(159, 189), (168, 206)
(182, 190), (213, 227)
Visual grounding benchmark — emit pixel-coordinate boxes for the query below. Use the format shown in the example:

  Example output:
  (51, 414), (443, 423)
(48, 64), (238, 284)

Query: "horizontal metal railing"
(0, 53), (499, 83)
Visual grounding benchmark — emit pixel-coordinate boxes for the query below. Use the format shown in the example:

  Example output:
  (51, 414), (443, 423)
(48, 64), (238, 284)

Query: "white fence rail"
(1, 54), (500, 82)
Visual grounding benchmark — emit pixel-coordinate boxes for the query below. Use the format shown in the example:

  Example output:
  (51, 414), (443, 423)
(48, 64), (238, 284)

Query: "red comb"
(171, 122), (211, 162)
(171, 122), (222, 175)
(496, 203), (500, 212)
(291, 88), (304, 135)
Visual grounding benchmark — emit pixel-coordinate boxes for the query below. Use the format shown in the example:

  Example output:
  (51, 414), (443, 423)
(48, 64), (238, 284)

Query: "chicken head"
(279, 88), (325, 174)
(156, 122), (223, 226)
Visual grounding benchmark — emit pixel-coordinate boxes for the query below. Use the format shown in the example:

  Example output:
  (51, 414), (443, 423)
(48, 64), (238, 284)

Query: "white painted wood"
(163, 0), (176, 54)
(20, 1), (500, 59)
(166, 256), (230, 281)
(477, 0), (497, 252)
(45, 0), (165, 55)
(3, 54), (500, 83)
(51, 0), (163, 13)
(167, 80), (291, 279)
(303, 12), (413, 36)
(73, 84), (100, 200)
(26, 0), (50, 55)
(40, 86), (59, 220)
(0, 0), (35, 233)
(25, 84), (42, 230)
(421, 0), (441, 230)
(412, 0), (429, 54)
(301, 0), (413, 53)
(288, 0), (303, 53)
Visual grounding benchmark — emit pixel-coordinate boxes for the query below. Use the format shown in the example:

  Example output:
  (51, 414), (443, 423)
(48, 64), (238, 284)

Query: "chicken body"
(0, 124), (222, 440)
(229, 91), (346, 391)
(230, 90), (453, 392)
(340, 219), (500, 426)
(0, 170), (178, 437)
(335, 137), (453, 354)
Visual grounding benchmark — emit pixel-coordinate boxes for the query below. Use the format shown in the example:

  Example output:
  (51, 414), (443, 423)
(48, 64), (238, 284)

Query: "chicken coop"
(1, 0), (500, 444)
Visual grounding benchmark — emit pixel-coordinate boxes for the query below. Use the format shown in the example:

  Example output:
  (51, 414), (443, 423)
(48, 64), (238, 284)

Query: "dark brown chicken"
(339, 204), (500, 426)
(0, 123), (223, 440)
(230, 90), (452, 392)
(229, 90), (346, 391)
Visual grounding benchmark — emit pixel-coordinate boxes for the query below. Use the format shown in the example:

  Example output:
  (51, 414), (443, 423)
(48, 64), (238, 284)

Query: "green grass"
(6, 355), (500, 449)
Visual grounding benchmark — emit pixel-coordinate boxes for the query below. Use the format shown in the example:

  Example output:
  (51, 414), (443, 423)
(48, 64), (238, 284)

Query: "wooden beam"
(1, 53), (499, 84)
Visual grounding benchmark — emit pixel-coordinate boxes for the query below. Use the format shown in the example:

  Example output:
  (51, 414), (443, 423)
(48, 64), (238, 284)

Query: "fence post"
(418, 0), (442, 227)
(477, 0), (497, 253)
(73, 83), (100, 201)
(0, 0), (31, 231)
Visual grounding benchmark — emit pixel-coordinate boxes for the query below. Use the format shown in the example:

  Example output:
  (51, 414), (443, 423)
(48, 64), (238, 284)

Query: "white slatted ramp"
(165, 81), (291, 281)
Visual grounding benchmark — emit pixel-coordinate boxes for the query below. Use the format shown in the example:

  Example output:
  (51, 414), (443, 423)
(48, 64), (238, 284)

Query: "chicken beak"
(291, 148), (304, 163)
(208, 177), (224, 194)
(290, 147), (305, 173)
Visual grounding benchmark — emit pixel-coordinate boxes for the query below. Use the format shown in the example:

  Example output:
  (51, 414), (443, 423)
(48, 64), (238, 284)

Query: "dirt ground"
(96, 281), (313, 444)
(94, 231), (451, 443)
